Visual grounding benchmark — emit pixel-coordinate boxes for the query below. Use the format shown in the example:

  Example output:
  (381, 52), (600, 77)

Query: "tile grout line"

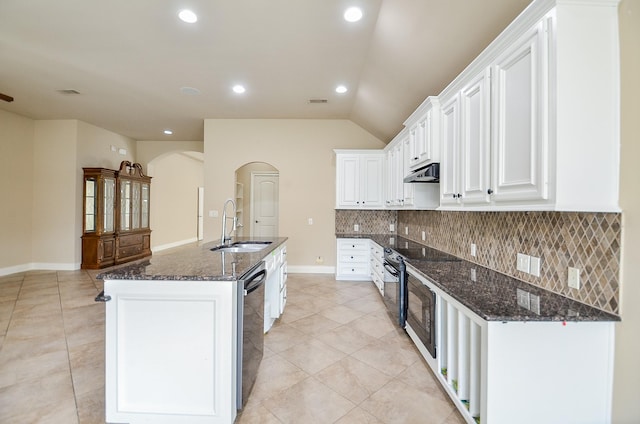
(57, 271), (82, 424)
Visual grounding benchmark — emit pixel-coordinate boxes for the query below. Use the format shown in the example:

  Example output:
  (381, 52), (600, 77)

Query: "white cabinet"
(369, 240), (385, 296)
(406, 266), (615, 424)
(265, 243), (287, 332)
(385, 133), (440, 210)
(490, 20), (548, 204)
(335, 150), (384, 209)
(437, 1), (620, 212)
(405, 97), (441, 170)
(336, 238), (370, 281)
(104, 279), (238, 424)
(440, 94), (461, 207)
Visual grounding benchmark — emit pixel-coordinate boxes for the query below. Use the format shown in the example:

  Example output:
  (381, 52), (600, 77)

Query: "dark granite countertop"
(338, 233), (620, 322)
(97, 237), (288, 281)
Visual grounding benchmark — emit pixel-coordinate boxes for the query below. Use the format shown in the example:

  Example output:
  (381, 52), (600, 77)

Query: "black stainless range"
(383, 243), (461, 359)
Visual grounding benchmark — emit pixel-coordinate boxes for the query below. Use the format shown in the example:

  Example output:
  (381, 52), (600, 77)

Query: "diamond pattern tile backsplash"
(335, 209), (621, 314)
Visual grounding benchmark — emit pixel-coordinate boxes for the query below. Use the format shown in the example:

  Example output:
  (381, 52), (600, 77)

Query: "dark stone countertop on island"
(97, 237), (288, 281)
(338, 233), (620, 322)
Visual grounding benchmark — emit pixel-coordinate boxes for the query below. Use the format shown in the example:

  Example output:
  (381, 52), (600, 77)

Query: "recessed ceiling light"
(344, 7), (363, 22)
(335, 85), (348, 94)
(163, 129), (173, 135)
(178, 9), (197, 23)
(232, 85), (246, 94)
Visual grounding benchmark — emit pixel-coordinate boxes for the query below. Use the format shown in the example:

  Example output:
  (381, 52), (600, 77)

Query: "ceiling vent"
(308, 99), (328, 104)
(57, 89), (81, 95)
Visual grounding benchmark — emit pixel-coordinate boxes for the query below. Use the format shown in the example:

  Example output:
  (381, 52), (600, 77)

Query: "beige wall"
(612, 0), (640, 422)
(204, 119), (385, 269)
(235, 162), (279, 235)
(0, 115), (136, 272)
(0, 110), (35, 271)
(136, 140), (204, 170)
(148, 152), (204, 249)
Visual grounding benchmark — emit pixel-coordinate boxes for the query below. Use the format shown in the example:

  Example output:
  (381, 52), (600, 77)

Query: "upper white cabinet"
(405, 97), (441, 170)
(437, 0), (621, 212)
(335, 150), (384, 209)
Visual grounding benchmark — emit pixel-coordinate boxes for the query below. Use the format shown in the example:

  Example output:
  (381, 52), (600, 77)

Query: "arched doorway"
(235, 162), (279, 238)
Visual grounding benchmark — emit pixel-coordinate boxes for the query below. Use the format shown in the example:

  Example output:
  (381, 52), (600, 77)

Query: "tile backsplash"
(335, 209), (621, 314)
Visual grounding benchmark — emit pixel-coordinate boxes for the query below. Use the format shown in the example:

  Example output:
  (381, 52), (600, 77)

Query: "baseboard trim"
(0, 262), (79, 276)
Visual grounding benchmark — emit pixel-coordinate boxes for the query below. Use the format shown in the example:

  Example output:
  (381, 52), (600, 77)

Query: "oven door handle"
(383, 261), (400, 277)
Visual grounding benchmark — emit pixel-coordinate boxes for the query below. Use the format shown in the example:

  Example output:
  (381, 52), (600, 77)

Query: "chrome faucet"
(220, 199), (237, 246)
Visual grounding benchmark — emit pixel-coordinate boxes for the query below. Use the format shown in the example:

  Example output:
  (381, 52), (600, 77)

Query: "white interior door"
(197, 187), (204, 241)
(251, 173), (279, 238)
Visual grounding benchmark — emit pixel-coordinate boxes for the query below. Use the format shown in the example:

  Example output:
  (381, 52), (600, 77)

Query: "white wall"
(203, 119), (385, 270)
(0, 110), (34, 273)
(148, 152), (204, 250)
(612, 0), (640, 422)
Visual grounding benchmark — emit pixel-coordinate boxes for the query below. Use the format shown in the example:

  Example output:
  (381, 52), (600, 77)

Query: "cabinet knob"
(413, 156), (419, 160)
(487, 189), (494, 195)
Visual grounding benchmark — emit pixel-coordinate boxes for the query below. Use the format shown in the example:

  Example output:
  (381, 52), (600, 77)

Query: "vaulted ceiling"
(0, 0), (531, 143)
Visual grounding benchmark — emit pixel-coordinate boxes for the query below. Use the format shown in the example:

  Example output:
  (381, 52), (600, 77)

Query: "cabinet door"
(361, 155), (384, 208)
(402, 136), (415, 206)
(491, 21), (548, 203)
(336, 155), (360, 207)
(440, 94), (461, 206)
(460, 70), (491, 205)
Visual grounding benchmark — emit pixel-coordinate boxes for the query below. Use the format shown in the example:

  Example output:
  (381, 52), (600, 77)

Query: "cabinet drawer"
(119, 234), (143, 247)
(118, 245), (142, 258)
(338, 253), (369, 263)
(337, 239), (369, 251)
(338, 265), (369, 276)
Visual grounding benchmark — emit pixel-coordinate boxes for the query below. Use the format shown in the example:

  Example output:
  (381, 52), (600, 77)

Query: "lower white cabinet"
(336, 238), (370, 281)
(407, 267), (615, 424)
(265, 243), (287, 332)
(104, 279), (238, 424)
(369, 240), (384, 296)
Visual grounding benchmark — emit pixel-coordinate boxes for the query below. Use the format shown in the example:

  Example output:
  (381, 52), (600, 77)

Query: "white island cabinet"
(103, 279), (238, 424)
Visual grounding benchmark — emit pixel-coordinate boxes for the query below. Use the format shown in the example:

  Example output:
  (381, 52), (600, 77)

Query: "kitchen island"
(97, 237), (287, 424)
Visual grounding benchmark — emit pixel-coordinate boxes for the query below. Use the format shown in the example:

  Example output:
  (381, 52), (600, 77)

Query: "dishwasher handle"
(244, 269), (267, 296)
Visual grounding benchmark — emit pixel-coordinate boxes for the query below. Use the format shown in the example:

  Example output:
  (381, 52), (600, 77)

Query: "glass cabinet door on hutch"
(81, 161), (152, 269)
(82, 168), (117, 269)
(115, 161), (152, 265)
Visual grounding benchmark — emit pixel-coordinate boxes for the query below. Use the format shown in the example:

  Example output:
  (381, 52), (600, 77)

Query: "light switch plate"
(390, 223), (395, 232)
(405, 226), (409, 235)
(421, 231), (426, 241)
(530, 256), (541, 277)
(470, 243), (477, 257)
(353, 224), (359, 232)
(568, 267), (580, 289)
(516, 253), (530, 273)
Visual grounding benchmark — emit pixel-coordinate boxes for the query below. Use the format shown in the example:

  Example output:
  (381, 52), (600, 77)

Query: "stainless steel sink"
(210, 241), (272, 253)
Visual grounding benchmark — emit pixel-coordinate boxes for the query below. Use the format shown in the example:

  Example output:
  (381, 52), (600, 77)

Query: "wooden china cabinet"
(82, 161), (152, 269)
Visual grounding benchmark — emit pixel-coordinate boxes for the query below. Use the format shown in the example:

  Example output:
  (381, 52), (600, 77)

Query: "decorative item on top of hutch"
(81, 161), (152, 269)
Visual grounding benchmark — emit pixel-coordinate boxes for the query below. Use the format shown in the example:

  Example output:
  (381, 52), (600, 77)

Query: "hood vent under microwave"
(404, 162), (439, 183)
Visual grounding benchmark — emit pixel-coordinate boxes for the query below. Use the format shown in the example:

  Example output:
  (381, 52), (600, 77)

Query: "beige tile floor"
(0, 270), (464, 424)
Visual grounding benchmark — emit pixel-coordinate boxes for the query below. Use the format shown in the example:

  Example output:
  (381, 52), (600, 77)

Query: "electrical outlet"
(470, 243), (477, 257)
(530, 256), (541, 277)
(516, 253), (530, 273)
(315, 256), (324, 264)
(529, 294), (541, 314)
(308, 218), (313, 225)
(568, 267), (580, 289)
(405, 226), (409, 235)
(390, 223), (395, 232)
(353, 224), (359, 232)
(517, 288), (530, 309)
(421, 231), (426, 241)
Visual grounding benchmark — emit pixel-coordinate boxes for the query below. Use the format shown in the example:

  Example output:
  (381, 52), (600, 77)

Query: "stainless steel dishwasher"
(236, 261), (267, 410)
